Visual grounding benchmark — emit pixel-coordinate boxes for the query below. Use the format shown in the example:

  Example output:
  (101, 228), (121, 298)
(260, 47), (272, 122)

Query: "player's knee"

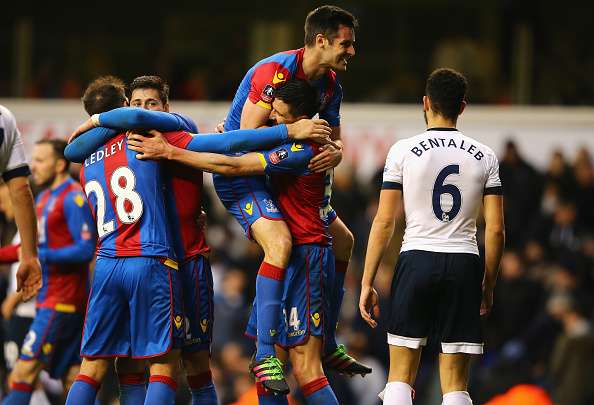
(10, 359), (41, 384)
(182, 350), (210, 375)
(290, 350), (324, 386)
(148, 350), (180, 378)
(262, 233), (292, 268)
(79, 358), (111, 382)
(331, 223), (354, 261)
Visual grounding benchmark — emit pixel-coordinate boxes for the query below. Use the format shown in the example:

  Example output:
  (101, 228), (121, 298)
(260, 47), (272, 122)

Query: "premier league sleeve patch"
(261, 84), (275, 103)
(269, 148), (288, 164)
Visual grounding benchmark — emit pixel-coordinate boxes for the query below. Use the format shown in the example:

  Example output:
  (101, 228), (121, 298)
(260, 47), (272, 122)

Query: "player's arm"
(360, 187), (403, 328)
(39, 192), (96, 265)
(0, 244), (20, 264)
(481, 194), (505, 316)
(309, 82), (344, 172)
(240, 98), (273, 129)
(69, 107), (193, 142)
(64, 127), (118, 163)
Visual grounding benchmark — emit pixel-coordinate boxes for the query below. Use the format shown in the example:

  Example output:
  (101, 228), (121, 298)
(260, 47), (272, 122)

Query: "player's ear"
(459, 100), (467, 116)
(163, 103), (170, 113)
(316, 33), (327, 48)
(423, 95), (430, 112)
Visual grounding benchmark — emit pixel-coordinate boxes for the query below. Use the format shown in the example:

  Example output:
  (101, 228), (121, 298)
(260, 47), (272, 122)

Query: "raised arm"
(64, 127), (118, 163)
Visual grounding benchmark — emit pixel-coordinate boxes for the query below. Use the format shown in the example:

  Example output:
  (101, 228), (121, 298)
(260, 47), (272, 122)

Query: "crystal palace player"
(3, 139), (95, 405)
(68, 76), (329, 403)
(220, 5), (367, 389)
(360, 69), (505, 405)
(127, 79), (343, 405)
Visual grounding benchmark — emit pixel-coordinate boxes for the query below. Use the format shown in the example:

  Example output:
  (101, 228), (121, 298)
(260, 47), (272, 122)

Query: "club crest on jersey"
(174, 315), (183, 330)
(263, 199), (279, 213)
(261, 84), (275, 103)
(269, 148), (288, 164)
(311, 312), (321, 327)
(42, 343), (53, 355)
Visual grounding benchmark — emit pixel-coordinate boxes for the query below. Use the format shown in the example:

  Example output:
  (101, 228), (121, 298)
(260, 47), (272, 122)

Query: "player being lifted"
(220, 5), (368, 390)
(2, 139), (95, 405)
(360, 68), (505, 405)
(126, 79), (342, 405)
(64, 77), (333, 405)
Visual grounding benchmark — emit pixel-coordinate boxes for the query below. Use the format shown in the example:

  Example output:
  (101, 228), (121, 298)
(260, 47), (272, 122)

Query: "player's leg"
(289, 336), (337, 405)
(323, 213), (371, 376)
(181, 256), (217, 404)
(382, 345), (422, 405)
(145, 350), (180, 405)
(3, 308), (58, 404)
(436, 253), (484, 405)
(65, 358), (111, 405)
(438, 353), (472, 405)
(115, 358), (147, 405)
(63, 364), (80, 397)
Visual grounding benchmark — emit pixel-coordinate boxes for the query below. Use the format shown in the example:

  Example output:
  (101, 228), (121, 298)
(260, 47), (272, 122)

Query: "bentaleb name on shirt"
(84, 139), (125, 167)
(410, 137), (484, 160)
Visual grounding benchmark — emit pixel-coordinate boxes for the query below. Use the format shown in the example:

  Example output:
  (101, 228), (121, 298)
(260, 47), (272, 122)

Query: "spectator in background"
(548, 293), (594, 405)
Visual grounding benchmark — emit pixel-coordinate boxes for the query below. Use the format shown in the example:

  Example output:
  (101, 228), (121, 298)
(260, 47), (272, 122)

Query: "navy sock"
(65, 375), (100, 405)
(118, 372), (146, 405)
(326, 260), (347, 354)
(255, 262), (285, 360)
(256, 382), (289, 405)
(145, 375), (176, 405)
(302, 377), (338, 405)
(187, 371), (218, 405)
(2, 382), (33, 405)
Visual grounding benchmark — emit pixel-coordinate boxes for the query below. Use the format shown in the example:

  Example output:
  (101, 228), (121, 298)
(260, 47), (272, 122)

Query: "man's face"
(270, 99), (298, 125)
(30, 144), (60, 187)
(321, 24), (356, 71)
(130, 88), (168, 112)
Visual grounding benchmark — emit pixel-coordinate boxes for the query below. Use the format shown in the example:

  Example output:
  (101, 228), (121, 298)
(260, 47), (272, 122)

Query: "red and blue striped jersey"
(225, 48), (343, 131)
(80, 131), (194, 260)
(36, 177), (95, 312)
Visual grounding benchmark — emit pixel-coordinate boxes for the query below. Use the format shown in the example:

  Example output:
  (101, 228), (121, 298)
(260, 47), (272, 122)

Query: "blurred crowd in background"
(2, 138), (591, 404)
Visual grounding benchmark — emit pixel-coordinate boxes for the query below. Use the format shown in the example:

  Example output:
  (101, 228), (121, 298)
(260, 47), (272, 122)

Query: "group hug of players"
(1, 4), (506, 405)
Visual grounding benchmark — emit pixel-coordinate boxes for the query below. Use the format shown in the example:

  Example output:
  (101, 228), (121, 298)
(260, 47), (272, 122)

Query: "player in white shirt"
(359, 69), (505, 405)
(0, 105), (42, 301)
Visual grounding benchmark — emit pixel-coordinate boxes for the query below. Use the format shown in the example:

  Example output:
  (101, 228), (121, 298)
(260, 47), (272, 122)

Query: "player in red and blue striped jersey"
(218, 5), (366, 389)
(126, 79), (364, 404)
(3, 139), (95, 405)
(64, 76), (332, 405)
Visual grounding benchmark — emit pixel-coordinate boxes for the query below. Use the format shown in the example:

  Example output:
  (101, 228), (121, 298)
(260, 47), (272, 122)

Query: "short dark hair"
(304, 5), (358, 46)
(129, 75), (170, 105)
(82, 76), (127, 116)
(36, 139), (69, 170)
(426, 68), (468, 121)
(274, 79), (320, 119)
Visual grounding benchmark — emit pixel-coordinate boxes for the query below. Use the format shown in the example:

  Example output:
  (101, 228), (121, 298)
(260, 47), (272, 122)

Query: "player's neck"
(50, 173), (70, 190)
(426, 115), (457, 130)
(302, 47), (327, 80)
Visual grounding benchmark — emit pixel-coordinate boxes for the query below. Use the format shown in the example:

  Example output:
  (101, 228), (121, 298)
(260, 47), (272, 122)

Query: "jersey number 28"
(84, 166), (144, 238)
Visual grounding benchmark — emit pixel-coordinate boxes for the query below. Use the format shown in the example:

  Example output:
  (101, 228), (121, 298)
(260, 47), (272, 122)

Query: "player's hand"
(68, 114), (99, 143)
(286, 119), (332, 144)
(308, 143), (343, 173)
(15, 256), (42, 301)
(215, 119), (226, 133)
(1, 292), (22, 320)
(359, 285), (380, 328)
(480, 286), (494, 316)
(127, 130), (172, 160)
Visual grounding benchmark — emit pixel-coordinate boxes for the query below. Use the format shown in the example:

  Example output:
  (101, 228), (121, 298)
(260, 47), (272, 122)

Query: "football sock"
(2, 382), (33, 405)
(255, 262), (286, 360)
(65, 375), (100, 405)
(145, 375), (177, 405)
(325, 259), (348, 353)
(118, 372), (147, 405)
(256, 382), (289, 405)
(382, 381), (413, 405)
(187, 371), (218, 405)
(442, 391), (473, 405)
(301, 377), (338, 405)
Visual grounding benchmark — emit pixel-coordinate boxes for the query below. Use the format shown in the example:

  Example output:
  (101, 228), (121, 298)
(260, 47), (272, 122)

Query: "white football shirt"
(383, 128), (502, 255)
(0, 105), (30, 181)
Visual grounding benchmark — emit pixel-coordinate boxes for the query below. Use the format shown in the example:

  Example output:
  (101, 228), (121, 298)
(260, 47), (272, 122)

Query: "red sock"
(301, 376), (329, 396)
(149, 375), (177, 391)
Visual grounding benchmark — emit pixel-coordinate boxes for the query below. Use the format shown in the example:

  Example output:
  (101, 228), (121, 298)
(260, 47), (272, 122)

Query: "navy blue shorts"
(180, 255), (214, 353)
(81, 256), (184, 358)
(19, 308), (83, 378)
(387, 250), (484, 354)
(246, 244), (335, 348)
